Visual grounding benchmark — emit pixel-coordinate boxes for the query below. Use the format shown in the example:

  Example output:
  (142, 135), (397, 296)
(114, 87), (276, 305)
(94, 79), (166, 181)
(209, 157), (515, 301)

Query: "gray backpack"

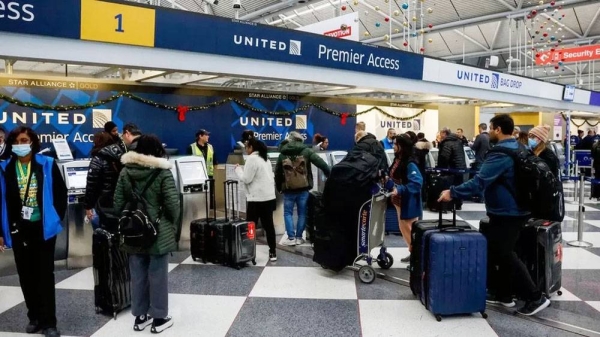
(282, 155), (309, 190)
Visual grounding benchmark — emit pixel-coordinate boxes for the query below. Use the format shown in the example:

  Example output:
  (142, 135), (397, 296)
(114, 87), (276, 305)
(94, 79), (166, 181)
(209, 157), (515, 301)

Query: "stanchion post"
(568, 173), (593, 248)
(574, 161), (579, 202)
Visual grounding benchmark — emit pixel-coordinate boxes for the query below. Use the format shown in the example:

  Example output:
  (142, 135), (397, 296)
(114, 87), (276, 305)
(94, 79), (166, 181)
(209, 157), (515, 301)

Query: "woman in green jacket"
(114, 135), (180, 334)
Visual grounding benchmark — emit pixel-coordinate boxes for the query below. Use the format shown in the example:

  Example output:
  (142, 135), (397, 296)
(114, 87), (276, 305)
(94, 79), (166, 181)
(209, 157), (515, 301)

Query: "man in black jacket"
(354, 131), (389, 175)
(471, 123), (491, 202)
(456, 128), (470, 146)
(437, 128), (467, 209)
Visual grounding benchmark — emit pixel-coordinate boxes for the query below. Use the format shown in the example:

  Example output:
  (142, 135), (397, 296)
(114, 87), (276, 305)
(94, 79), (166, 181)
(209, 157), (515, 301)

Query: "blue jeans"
(283, 191), (309, 239)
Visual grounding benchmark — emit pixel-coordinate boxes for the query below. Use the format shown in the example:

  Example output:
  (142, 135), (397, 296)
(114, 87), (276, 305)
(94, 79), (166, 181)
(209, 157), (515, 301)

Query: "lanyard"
(17, 162), (33, 206)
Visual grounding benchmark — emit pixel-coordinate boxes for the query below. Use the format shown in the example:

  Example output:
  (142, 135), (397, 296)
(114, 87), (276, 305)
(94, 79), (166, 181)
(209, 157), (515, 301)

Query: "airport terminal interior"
(3, 0), (600, 336)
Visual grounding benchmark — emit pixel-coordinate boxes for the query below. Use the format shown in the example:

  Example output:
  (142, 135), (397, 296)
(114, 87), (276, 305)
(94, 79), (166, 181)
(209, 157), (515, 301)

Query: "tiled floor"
(0, 182), (600, 336)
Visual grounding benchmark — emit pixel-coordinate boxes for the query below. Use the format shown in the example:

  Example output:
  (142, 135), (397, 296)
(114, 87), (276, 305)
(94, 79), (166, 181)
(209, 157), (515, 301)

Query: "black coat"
(353, 133), (389, 174)
(84, 144), (124, 210)
(538, 146), (560, 178)
(438, 134), (467, 169)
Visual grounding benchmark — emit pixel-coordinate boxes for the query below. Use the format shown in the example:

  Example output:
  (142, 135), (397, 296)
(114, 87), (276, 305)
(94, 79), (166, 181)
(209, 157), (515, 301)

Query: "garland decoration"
(0, 91), (427, 122)
(560, 112), (600, 127)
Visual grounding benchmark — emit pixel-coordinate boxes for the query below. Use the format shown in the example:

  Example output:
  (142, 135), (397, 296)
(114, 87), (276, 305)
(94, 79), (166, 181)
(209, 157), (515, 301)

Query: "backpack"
(282, 155), (310, 190)
(489, 146), (564, 222)
(328, 150), (382, 190)
(118, 170), (162, 248)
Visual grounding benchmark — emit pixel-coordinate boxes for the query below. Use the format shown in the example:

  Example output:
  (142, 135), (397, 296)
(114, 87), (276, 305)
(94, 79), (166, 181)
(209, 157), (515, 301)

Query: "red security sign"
(535, 45), (600, 65)
(324, 27), (352, 39)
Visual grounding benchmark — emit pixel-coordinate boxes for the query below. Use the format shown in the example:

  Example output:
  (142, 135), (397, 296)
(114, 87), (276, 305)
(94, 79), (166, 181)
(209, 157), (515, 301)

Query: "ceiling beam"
(453, 29), (490, 52)
(517, 0), (525, 10)
(93, 67), (119, 78)
(126, 70), (170, 82)
(490, 21), (503, 49)
(241, 0), (295, 21)
(540, 13), (582, 38)
(584, 6), (600, 37)
(143, 73), (218, 84)
(494, 0), (516, 11)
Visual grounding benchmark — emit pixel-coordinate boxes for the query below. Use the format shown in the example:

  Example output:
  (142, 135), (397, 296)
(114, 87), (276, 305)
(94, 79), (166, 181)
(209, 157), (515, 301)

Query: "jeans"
(129, 254), (169, 319)
(247, 200), (277, 254)
(283, 191), (309, 239)
(484, 215), (541, 301)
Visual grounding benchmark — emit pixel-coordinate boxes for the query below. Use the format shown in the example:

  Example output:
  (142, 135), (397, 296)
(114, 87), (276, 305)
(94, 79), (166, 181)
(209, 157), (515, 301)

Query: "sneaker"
(517, 297), (550, 316)
(151, 316), (174, 334)
(26, 320), (40, 334)
(269, 253), (277, 262)
(296, 238), (305, 245)
(43, 328), (60, 337)
(400, 255), (411, 263)
(282, 238), (296, 246)
(486, 294), (516, 308)
(134, 314), (153, 331)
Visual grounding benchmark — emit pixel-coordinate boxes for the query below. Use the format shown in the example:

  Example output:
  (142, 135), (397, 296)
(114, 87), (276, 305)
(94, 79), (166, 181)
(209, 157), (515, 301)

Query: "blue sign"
(574, 150), (592, 167)
(570, 135), (580, 146)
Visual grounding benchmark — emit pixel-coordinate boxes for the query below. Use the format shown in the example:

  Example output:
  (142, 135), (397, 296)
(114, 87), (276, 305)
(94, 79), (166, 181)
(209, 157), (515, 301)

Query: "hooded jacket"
(353, 133), (389, 173)
(114, 152), (180, 255)
(414, 140), (432, 173)
(438, 133), (467, 169)
(275, 141), (330, 193)
(0, 154), (67, 247)
(85, 144), (124, 210)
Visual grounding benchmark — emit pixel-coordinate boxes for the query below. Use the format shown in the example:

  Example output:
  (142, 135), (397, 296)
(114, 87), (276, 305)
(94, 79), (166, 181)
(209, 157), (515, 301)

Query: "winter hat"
(529, 125), (550, 143)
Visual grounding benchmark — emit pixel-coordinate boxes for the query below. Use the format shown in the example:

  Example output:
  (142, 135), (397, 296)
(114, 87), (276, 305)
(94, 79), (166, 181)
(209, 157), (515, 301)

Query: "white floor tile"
(56, 267), (94, 290)
(359, 300), (498, 337)
(586, 301), (600, 314)
(585, 220), (600, 229)
(562, 248), (600, 269)
(249, 267), (357, 300)
(354, 247), (410, 269)
(562, 232), (600, 247)
(0, 286), (24, 315)
(466, 220), (481, 230)
(563, 215), (576, 222)
(421, 211), (463, 221)
(455, 203), (487, 212)
(549, 288), (581, 301)
(91, 294), (246, 337)
(168, 264), (178, 273)
(180, 245), (269, 267)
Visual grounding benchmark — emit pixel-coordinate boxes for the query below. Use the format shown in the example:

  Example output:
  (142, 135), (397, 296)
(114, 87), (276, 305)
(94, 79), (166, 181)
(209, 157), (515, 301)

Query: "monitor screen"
(465, 149), (475, 160)
(65, 167), (88, 189)
(178, 161), (208, 186)
(333, 155), (346, 164)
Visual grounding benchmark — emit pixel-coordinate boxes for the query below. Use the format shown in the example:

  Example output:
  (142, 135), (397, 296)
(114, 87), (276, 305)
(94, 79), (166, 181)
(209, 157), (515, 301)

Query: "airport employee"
(188, 129), (216, 178)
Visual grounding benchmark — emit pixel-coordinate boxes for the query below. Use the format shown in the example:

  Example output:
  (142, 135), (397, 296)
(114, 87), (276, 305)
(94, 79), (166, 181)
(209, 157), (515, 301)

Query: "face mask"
(528, 138), (538, 149)
(12, 144), (32, 157)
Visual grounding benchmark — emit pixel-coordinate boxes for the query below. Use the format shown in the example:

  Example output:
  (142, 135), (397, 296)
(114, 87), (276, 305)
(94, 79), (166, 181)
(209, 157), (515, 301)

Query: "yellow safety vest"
(190, 143), (214, 176)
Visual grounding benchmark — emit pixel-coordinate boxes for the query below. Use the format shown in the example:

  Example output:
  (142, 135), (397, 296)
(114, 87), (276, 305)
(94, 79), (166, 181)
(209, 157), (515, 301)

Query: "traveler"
(0, 127), (9, 160)
(354, 131), (389, 174)
(456, 128), (469, 146)
(0, 126), (67, 337)
(235, 139), (277, 261)
(438, 114), (551, 316)
(576, 129), (596, 150)
(189, 129), (216, 208)
(529, 125), (560, 177)
(437, 127), (467, 210)
(114, 135), (180, 333)
(380, 128), (396, 150)
(241, 130), (255, 145)
(513, 126), (521, 138)
(275, 131), (330, 245)
(84, 132), (117, 230)
(472, 123), (491, 172)
(517, 131), (529, 147)
(313, 133), (329, 151)
(389, 134), (423, 263)
(123, 123), (142, 151)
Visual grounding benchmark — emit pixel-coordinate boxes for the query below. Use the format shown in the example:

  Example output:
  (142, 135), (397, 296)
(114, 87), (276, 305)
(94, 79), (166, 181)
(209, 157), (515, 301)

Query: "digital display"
(65, 167), (88, 189)
(178, 161), (208, 186)
(563, 85), (576, 101)
(465, 149), (476, 160)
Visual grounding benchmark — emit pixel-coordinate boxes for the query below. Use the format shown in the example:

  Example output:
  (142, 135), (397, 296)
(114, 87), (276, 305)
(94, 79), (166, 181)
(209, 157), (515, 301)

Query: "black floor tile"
(486, 310), (582, 337)
(168, 264), (264, 297)
(355, 277), (414, 300)
(0, 268), (83, 287)
(535, 301), (600, 333)
(562, 270), (600, 301)
(267, 249), (320, 268)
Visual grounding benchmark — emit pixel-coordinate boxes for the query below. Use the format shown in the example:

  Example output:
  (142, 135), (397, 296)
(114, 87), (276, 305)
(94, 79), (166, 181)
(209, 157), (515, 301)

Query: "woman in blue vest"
(0, 126), (67, 337)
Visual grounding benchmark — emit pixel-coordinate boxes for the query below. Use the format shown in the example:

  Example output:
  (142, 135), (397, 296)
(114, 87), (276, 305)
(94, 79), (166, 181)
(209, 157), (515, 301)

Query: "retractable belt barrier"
(562, 173), (594, 248)
(425, 168), (477, 174)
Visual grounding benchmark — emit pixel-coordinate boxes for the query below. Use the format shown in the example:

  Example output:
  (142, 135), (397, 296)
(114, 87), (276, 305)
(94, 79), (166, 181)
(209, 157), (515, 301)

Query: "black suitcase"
(190, 179), (219, 263)
(93, 228), (131, 319)
(410, 202), (474, 296)
(223, 180), (257, 269)
(306, 191), (324, 242)
(426, 173), (453, 212)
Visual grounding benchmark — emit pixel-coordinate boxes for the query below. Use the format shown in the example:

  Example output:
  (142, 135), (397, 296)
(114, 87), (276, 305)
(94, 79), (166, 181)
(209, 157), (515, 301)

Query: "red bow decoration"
(177, 105), (189, 122)
(340, 113), (349, 126)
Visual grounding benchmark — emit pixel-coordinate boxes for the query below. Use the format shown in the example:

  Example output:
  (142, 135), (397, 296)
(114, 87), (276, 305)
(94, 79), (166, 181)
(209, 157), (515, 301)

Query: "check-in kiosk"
(311, 152), (330, 193)
(175, 156), (210, 250)
(329, 151), (347, 166)
(60, 160), (93, 269)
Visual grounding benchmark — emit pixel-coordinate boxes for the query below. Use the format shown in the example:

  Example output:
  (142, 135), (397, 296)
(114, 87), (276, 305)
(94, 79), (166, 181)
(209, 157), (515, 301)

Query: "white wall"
(356, 106), (438, 141)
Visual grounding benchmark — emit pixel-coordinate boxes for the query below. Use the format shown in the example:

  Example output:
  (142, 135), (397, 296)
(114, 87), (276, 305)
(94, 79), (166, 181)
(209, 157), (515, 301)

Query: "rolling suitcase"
(306, 191), (324, 242)
(93, 228), (131, 319)
(190, 179), (218, 263)
(426, 173), (452, 212)
(385, 205), (400, 235)
(223, 180), (257, 269)
(409, 203), (474, 297)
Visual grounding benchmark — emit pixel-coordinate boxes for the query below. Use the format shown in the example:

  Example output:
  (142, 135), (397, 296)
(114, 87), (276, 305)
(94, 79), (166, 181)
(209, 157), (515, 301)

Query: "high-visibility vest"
(190, 143), (214, 176)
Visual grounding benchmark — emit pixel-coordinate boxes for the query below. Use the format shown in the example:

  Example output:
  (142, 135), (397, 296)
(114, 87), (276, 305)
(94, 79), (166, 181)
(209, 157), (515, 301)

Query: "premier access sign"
(535, 45), (600, 65)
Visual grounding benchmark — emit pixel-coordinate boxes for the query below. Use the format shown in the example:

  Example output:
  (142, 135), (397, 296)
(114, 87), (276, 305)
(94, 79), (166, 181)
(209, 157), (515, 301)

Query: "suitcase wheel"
(95, 307), (101, 314)
(376, 252), (394, 270)
(358, 265), (376, 284)
(192, 257), (197, 262)
(113, 312), (117, 320)
(435, 315), (442, 322)
(557, 290), (563, 296)
(481, 312), (488, 319)
(252, 259), (257, 266)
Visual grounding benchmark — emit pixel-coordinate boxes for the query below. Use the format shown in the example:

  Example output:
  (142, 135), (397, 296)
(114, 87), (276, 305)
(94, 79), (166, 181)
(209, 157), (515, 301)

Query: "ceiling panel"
(452, 0), (510, 20)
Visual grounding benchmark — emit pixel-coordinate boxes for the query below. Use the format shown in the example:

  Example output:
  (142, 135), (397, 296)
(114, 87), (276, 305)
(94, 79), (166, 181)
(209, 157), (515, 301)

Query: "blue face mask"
(12, 144), (32, 157)
(528, 138), (538, 149)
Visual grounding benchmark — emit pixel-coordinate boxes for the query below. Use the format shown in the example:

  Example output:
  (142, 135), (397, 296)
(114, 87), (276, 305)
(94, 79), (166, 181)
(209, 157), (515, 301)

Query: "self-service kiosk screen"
(333, 154), (346, 164)
(65, 167), (88, 189)
(465, 148), (475, 160)
(178, 161), (208, 185)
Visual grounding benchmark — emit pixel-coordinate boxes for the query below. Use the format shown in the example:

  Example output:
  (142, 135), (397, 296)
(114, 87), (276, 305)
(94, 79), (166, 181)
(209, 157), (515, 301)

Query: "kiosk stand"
(175, 156), (209, 250)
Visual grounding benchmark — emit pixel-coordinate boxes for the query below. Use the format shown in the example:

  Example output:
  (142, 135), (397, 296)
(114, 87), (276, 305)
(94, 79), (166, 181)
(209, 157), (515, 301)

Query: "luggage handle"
(223, 180), (239, 221)
(205, 178), (216, 219)
(437, 200), (456, 229)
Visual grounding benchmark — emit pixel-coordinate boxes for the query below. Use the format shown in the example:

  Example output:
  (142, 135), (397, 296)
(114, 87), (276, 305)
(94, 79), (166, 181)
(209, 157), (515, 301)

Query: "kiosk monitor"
(178, 161), (208, 186)
(65, 167), (88, 190)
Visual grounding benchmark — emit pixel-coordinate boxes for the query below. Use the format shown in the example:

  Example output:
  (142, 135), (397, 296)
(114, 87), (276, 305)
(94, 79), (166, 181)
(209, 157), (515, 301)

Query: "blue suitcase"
(419, 204), (488, 322)
(385, 206), (400, 234)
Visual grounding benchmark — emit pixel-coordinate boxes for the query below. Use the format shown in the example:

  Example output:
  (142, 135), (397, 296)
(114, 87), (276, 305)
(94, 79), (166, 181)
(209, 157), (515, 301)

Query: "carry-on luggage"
(426, 173), (453, 212)
(190, 179), (218, 263)
(306, 191), (325, 241)
(385, 205), (400, 235)
(480, 217), (563, 299)
(93, 228), (131, 319)
(410, 202), (487, 322)
(223, 180), (257, 269)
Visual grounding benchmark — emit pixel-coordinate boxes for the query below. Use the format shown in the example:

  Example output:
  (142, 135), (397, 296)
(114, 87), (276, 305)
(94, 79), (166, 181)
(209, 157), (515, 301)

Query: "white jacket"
(235, 152), (276, 202)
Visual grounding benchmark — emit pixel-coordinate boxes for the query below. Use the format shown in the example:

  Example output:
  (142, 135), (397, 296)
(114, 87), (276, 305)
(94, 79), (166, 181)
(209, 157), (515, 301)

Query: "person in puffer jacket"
(114, 135), (180, 334)
(437, 128), (467, 210)
(84, 132), (122, 229)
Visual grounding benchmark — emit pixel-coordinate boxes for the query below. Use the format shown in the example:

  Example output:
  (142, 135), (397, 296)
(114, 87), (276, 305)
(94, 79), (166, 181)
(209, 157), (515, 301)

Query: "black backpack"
(118, 170), (162, 248)
(489, 146), (564, 222)
(329, 150), (382, 190)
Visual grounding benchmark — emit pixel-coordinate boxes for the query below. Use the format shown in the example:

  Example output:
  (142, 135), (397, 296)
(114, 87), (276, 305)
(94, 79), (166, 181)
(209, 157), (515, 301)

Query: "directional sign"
(535, 45), (600, 65)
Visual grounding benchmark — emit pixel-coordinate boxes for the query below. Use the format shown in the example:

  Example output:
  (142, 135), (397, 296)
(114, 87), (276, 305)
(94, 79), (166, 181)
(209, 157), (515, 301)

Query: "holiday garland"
(0, 91), (426, 122)
(560, 112), (600, 127)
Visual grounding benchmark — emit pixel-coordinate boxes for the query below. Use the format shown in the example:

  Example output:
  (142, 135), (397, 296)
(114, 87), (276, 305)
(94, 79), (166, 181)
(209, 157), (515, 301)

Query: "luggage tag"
(21, 206), (34, 220)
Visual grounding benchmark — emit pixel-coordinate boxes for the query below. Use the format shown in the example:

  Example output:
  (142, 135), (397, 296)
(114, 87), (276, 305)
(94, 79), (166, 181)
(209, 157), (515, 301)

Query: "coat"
(0, 154), (67, 247)
(438, 134), (467, 169)
(85, 144), (124, 210)
(352, 133), (389, 173)
(275, 141), (330, 193)
(394, 162), (423, 220)
(114, 152), (180, 255)
(235, 152), (276, 202)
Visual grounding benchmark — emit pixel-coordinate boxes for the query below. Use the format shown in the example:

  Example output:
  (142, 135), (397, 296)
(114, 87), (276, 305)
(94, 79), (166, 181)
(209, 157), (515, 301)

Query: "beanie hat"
(529, 125), (550, 143)
(104, 121), (117, 133)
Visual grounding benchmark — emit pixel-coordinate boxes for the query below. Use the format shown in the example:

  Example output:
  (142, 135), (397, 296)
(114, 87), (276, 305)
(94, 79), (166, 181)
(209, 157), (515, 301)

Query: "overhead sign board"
(535, 44), (600, 65)
(297, 12), (359, 41)
(563, 85), (575, 101)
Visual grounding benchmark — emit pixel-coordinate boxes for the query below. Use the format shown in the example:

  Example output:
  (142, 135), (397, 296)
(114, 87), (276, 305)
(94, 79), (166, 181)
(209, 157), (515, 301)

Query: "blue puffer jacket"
(395, 162), (423, 220)
(450, 138), (529, 217)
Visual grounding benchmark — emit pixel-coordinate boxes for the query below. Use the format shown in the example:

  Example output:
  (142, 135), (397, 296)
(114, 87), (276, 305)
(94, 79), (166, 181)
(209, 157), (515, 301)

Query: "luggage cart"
(353, 191), (394, 284)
